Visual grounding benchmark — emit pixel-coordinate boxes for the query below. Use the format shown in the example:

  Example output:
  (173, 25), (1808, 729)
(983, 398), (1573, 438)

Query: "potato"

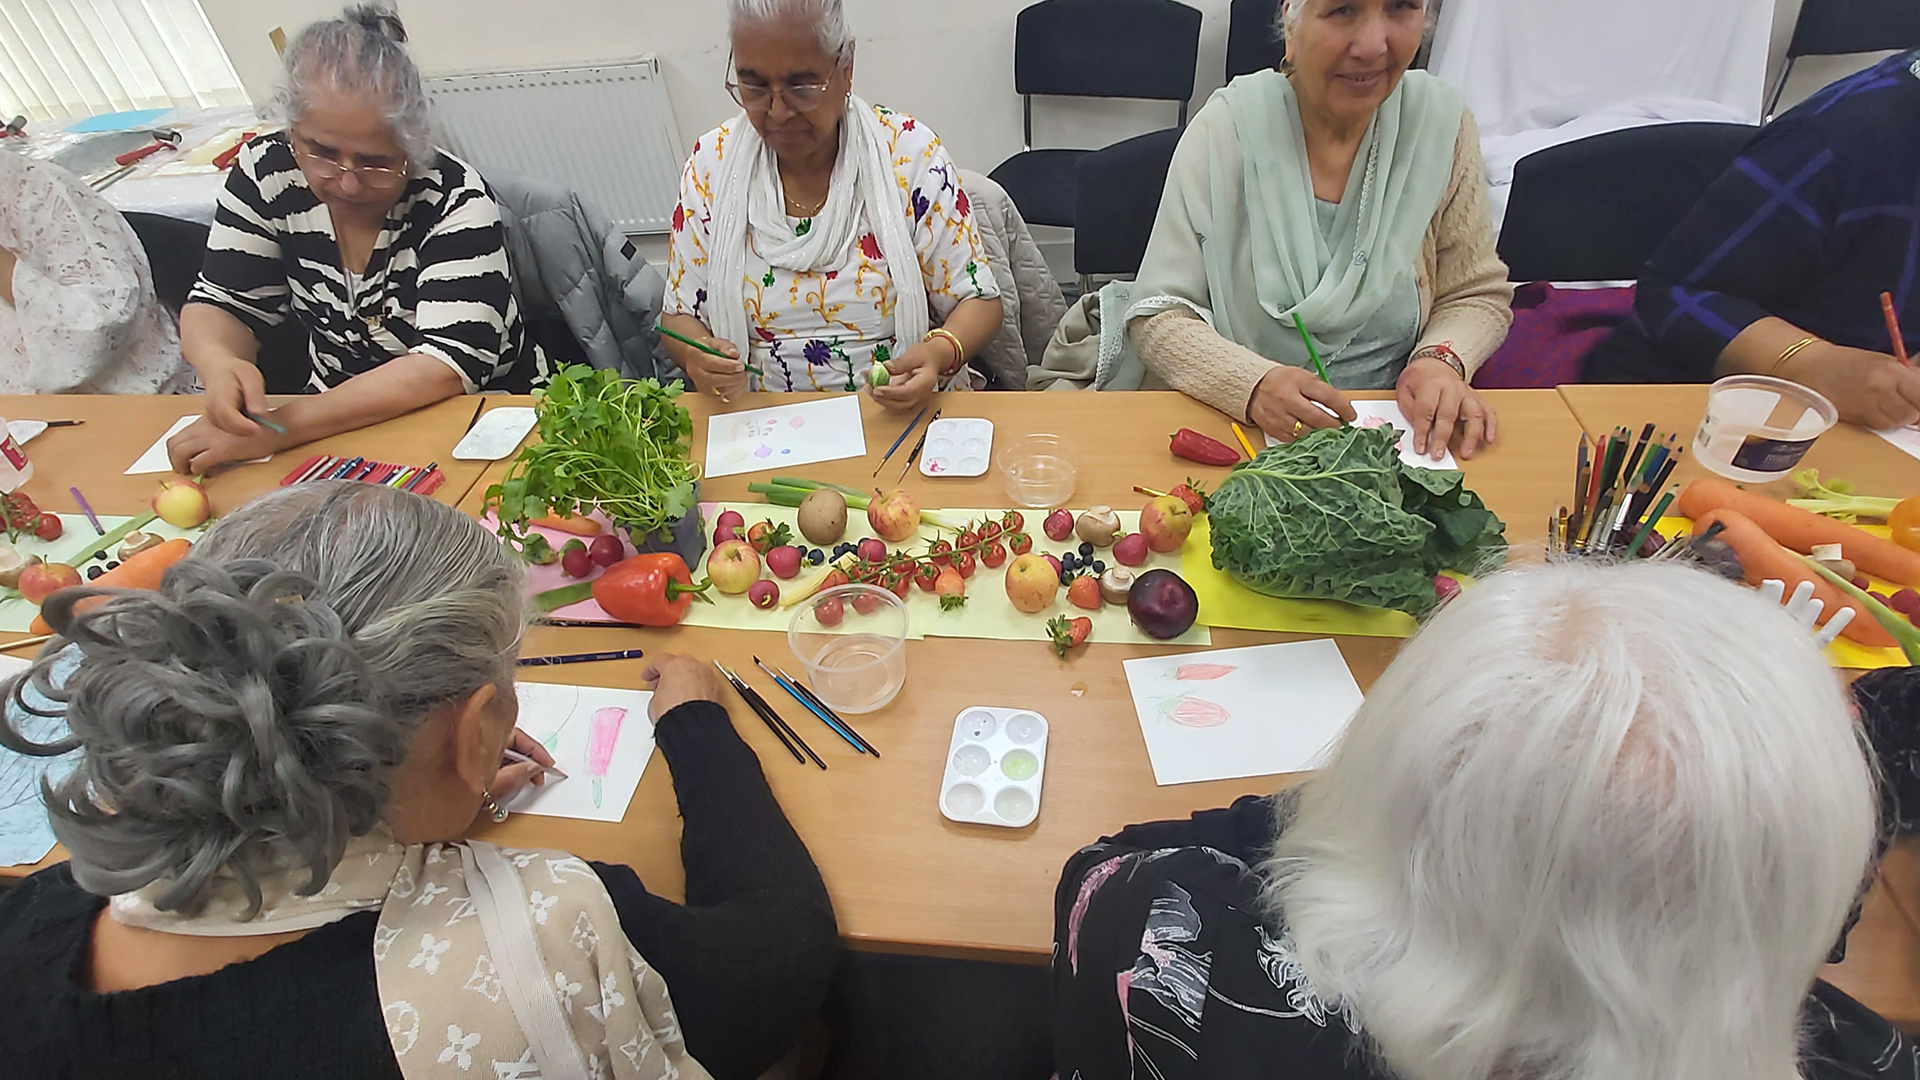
(797, 488), (848, 545)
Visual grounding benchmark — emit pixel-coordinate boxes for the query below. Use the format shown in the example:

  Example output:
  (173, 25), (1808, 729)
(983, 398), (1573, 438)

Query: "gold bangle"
(925, 328), (966, 376)
(1770, 336), (1819, 375)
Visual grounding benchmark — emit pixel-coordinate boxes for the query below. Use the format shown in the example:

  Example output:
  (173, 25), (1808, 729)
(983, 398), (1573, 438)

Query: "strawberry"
(915, 562), (940, 592)
(980, 539), (1007, 568)
(1067, 575), (1102, 610)
(745, 520), (792, 554)
(953, 550), (977, 578)
(935, 566), (967, 610)
(1169, 481), (1208, 516)
(1007, 532), (1033, 556)
(1046, 615), (1092, 657)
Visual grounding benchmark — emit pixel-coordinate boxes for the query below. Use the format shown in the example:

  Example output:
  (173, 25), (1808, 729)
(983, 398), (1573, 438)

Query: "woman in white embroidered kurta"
(662, 0), (1003, 410)
(0, 150), (193, 394)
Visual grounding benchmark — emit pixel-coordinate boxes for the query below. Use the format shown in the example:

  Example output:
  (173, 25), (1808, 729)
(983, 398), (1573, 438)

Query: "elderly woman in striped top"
(170, 6), (545, 475)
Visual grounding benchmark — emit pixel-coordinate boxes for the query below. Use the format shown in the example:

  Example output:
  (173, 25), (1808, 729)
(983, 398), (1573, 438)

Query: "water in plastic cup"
(787, 584), (908, 714)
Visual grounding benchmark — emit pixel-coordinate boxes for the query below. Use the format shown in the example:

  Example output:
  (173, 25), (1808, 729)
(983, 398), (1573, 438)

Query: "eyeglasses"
(293, 146), (409, 190)
(726, 78), (836, 114)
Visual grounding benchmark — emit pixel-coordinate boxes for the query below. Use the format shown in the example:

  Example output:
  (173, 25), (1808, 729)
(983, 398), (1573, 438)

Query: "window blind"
(0, 0), (247, 125)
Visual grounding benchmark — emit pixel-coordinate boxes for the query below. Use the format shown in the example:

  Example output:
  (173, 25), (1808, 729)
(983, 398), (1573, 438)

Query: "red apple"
(867, 488), (920, 543)
(705, 539), (762, 595)
(19, 562), (80, 605)
(1004, 553), (1059, 614)
(766, 545), (803, 579)
(1139, 496), (1194, 553)
(1112, 533), (1150, 567)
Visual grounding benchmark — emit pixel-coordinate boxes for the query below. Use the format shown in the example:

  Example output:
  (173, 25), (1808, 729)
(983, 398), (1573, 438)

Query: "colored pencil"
(535, 617), (649, 629)
(326, 456), (365, 480)
(872, 405), (930, 476)
(755, 656), (877, 756)
(1, 634), (52, 652)
(898, 409), (941, 481)
(1568, 436), (1590, 540)
(68, 487), (105, 536)
(1883, 292), (1912, 367)
(658, 324), (766, 377)
(1229, 422), (1257, 461)
(502, 747), (569, 781)
(517, 648), (647, 667)
(403, 463), (437, 492)
(1625, 491), (1676, 558)
(1291, 312), (1334, 385)
(243, 408), (288, 436)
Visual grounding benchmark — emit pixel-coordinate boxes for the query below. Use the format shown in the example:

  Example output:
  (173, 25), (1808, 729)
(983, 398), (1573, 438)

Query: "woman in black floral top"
(1054, 562), (1917, 1080)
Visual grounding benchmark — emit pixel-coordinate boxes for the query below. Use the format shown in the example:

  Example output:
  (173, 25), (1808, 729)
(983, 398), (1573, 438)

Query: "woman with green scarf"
(1126, 0), (1512, 460)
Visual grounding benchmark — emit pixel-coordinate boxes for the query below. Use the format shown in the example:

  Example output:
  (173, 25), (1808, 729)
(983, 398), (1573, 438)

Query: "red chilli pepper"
(592, 552), (714, 626)
(1169, 428), (1242, 467)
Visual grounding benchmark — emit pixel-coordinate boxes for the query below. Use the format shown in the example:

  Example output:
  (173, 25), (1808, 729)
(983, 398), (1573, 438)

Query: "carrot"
(28, 538), (193, 635)
(1694, 509), (1895, 648)
(1678, 477), (1920, 586)
(531, 513), (602, 537)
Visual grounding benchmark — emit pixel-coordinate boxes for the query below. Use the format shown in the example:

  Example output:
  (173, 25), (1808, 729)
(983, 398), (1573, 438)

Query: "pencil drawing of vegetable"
(586, 707), (627, 808)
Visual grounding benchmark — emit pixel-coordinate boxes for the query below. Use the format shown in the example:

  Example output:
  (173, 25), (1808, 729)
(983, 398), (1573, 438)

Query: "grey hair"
(273, 4), (436, 175)
(1263, 561), (1876, 1080)
(728, 0), (855, 66)
(0, 482), (526, 915)
(1275, 0), (1439, 40)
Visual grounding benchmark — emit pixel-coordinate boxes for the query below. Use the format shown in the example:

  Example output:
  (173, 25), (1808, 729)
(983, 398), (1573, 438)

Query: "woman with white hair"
(1124, 0), (1511, 460)
(0, 482), (835, 1079)
(1052, 561), (1907, 1079)
(170, 5), (546, 475)
(661, 0), (1003, 406)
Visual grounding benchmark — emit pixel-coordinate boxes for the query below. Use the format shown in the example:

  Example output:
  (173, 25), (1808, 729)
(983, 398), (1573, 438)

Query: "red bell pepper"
(591, 553), (713, 626)
(1170, 428), (1243, 466)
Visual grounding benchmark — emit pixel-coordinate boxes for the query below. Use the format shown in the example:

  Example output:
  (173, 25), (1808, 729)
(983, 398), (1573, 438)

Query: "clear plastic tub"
(996, 433), (1077, 508)
(1692, 375), (1837, 483)
(786, 583), (908, 714)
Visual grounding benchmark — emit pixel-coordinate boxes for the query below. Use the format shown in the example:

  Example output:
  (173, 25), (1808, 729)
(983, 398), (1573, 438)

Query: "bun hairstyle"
(0, 482), (526, 915)
(345, 3), (408, 43)
(276, 3), (435, 175)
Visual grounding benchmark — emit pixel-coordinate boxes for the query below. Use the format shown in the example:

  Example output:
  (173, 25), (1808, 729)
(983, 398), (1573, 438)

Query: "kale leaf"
(1206, 424), (1507, 615)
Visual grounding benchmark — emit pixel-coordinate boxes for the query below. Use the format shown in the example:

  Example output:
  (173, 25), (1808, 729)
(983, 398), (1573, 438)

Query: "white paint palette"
(920, 417), (993, 477)
(939, 705), (1048, 828)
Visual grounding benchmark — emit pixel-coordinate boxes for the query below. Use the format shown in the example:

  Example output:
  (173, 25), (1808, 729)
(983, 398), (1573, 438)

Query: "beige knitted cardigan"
(1132, 111), (1514, 425)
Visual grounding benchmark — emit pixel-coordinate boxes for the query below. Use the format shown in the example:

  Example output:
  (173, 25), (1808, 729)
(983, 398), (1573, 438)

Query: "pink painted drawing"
(1157, 695), (1231, 728)
(1173, 663), (1237, 681)
(586, 706), (627, 807)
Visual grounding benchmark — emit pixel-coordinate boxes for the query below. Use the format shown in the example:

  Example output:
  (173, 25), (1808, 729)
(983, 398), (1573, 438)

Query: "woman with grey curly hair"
(0, 482), (835, 1079)
(171, 4), (547, 476)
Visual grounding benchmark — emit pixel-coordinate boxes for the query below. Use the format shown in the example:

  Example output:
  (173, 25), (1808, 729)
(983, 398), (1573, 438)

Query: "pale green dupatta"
(1103, 69), (1463, 390)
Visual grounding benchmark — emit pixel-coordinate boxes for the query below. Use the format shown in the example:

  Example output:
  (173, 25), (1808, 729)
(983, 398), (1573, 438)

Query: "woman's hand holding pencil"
(659, 318), (763, 401)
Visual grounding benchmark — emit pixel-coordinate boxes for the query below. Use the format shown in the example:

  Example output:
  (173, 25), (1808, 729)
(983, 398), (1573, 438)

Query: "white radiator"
(424, 57), (685, 234)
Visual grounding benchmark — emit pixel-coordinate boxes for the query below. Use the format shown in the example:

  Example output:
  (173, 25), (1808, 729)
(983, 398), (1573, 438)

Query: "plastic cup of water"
(1692, 374), (1838, 483)
(996, 433), (1077, 508)
(786, 583), (908, 714)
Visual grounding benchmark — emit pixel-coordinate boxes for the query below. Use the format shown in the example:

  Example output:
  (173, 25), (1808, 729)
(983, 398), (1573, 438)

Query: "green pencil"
(658, 324), (765, 377)
(1291, 313), (1334, 385)
(243, 408), (287, 435)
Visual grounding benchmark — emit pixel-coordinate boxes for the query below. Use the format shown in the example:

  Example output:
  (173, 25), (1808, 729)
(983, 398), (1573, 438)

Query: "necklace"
(784, 188), (828, 218)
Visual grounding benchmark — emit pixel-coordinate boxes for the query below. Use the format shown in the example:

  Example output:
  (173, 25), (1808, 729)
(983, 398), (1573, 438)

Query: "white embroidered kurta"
(0, 150), (193, 395)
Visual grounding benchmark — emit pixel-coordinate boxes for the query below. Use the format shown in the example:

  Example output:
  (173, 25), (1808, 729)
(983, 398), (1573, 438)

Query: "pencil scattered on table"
(1550, 424), (1684, 558)
(69, 487), (105, 536)
(1229, 422), (1257, 461)
(517, 648), (646, 667)
(873, 405), (930, 476)
(1883, 291), (1911, 367)
(280, 454), (444, 495)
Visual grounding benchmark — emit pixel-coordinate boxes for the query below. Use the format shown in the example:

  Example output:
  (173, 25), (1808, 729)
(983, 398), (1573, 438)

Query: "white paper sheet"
(0, 651), (76, 866)
(123, 415), (271, 474)
(1123, 640), (1364, 786)
(703, 396), (866, 478)
(1876, 424), (1920, 464)
(1266, 400), (1458, 469)
(506, 683), (657, 822)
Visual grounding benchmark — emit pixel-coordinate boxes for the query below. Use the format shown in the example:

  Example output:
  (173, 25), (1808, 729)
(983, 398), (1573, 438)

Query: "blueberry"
(92, 551), (108, 562)
(106, 561), (120, 570)
(808, 549), (826, 564)
(86, 566), (104, 580)
(1078, 541), (1094, 557)
(1092, 560), (1106, 573)
(1060, 553), (1077, 571)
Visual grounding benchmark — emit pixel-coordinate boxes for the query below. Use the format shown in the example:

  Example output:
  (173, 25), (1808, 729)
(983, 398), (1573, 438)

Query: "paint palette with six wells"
(939, 705), (1048, 828)
(920, 417), (994, 477)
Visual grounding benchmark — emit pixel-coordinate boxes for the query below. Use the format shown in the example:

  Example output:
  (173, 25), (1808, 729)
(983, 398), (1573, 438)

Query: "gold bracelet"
(1770, 336), (1819, 375)
(926, 328), (966, 376)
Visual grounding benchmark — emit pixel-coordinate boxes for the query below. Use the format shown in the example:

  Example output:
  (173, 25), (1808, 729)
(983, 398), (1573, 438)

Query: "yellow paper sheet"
(1180, 515), (1419, 639)
(525, 503), (1210, 649)
(0, 515), (204, 633)
(1657, 516), (1909, 671)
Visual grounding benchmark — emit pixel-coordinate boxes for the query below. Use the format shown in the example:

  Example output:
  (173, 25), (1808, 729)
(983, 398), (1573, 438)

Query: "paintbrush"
(897, 408), (942, 481)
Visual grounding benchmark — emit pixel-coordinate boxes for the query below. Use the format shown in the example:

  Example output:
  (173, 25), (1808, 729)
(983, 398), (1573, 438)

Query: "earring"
(1280, 54), (1296, 76)
(481, 790), (509, 823)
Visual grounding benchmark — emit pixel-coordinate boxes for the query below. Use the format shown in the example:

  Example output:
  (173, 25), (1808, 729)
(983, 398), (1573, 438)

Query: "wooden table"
(3, 394), (515, 516)
(1563, 384), (1920, 1030)
(455, 389), (1584, 960)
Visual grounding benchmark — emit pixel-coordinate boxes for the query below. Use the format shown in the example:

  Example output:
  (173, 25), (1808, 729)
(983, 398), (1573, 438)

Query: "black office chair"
(988, 0), (1202, 229)
(1497, 122), (1758, 283)
(123, 210), (313, 393)
(1073, 127), (1181, 280)
(1226, 0), (1283, 78)
(1768, 0), (1920, 115)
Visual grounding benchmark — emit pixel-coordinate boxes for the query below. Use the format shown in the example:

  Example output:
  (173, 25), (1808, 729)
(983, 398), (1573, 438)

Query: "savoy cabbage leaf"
(1207, 424), (1508, 616)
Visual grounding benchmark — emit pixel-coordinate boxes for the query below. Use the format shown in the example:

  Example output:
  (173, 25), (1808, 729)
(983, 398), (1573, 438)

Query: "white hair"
(274, 5), (436, 176)
(728, 0), (855, 65)
(1263, 561), (1876, 1080)
(1276, 0), (1438, 38)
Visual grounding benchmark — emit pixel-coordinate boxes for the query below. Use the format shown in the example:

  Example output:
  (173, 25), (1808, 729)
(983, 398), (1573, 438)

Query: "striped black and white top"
(188, 133), (548, 393)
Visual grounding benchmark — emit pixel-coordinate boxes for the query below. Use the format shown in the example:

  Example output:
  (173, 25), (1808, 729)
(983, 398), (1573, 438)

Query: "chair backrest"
(122, 211), (208, 316)
(1226, 0), (1283, 78)
(1073, 126), (1182, 277)
(1789, 0), (1920, 57)
(1013, 0), (1202, 103)
(1497, 122), (1758, 283)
